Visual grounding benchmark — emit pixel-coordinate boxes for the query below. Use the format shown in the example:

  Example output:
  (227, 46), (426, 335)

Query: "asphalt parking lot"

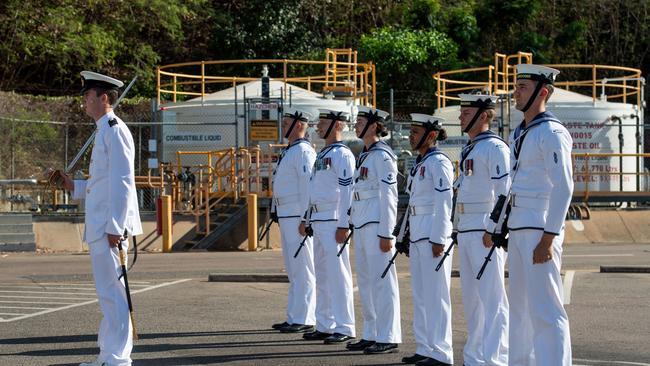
(1, 243), (649, 366)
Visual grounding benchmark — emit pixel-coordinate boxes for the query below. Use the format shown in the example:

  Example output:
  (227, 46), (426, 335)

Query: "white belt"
(408, 204), (435, 216)
(511, 194), (549, 210)
(456, 202), (493, 214)
(273, 194), (300, 207)
(311, 202), (338, 212)
(353, 190), (379, 201)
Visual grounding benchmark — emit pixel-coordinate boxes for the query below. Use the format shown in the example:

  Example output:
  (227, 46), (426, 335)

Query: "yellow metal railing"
(157, 48), (376, 107)
(572, 152), (650, 202)
(433, 51), (643, 109)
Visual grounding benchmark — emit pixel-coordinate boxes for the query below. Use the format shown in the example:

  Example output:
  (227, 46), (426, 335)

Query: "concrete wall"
(33, 214), (196, 252)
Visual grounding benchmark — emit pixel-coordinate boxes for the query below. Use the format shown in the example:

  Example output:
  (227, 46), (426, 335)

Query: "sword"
(64, 76), (138, 174)
(293, 228), (312, 258)
(435, 232), (457, 272)
(117, 233), (138, 340)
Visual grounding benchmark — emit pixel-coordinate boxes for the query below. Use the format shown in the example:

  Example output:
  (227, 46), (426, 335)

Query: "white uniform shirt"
(307, 142), (355, 228)
(350, 141), (398, 239)
(456, 131), (510, 232)
(406, 147), (454, 245)
(73, 111), (142, 242)
(272, 138), (316, 218)
(507, 111), (573, 234)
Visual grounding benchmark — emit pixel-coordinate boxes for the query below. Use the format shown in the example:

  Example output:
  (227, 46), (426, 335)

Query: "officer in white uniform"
(346, 106), (401, 354)
(59, 71), (142, 366)
(300, 109), (356, 344)
(508, 64), (573, 365)
(271, 107), (317, 333)
(401, 114), (454, 366)
(456, 94), (510, 366)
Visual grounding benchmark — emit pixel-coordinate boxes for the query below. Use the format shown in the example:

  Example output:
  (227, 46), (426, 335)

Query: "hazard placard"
(250, 119), (279, 141)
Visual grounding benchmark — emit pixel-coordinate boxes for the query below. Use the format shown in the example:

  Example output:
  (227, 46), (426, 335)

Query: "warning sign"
(250, 119), (279, 141)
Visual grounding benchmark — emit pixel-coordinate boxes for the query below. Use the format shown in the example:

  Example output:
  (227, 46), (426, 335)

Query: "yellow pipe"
(247, 193), (258, 251)
(161, 195), (172, 253)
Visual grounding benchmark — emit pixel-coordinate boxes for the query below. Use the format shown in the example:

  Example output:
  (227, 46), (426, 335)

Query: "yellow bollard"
(161, 195), (173, 253)
(247, 193), (258, 251)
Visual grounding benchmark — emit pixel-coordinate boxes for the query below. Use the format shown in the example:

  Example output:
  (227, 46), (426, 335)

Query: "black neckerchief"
(512, 111), (561, 169)
(459, 131), (505, 173)
(357, 140), (396, 168)
(274, 138), (309, 174)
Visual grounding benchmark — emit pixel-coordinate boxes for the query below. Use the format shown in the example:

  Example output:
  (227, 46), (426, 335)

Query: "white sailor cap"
(318, 109), (350, 122)
(516, 64), (560, 85)
(282, 107), (313, 122)
(409, 113), (444, 130)
(459, 94), (498, 109)
(80, 71), (124, 94)
(357, 105), (389, 122)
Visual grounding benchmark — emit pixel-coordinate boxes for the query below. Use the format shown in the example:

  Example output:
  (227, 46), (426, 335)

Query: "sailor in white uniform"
(456, 94), (510, 366)
(271, 107), (317, 333)
(300, 109), (356, 344)
(59, 71), (142, 366)
(346, 106), (402, 354)
(508, 64), (573, 365)
(401, 114), (455, 366)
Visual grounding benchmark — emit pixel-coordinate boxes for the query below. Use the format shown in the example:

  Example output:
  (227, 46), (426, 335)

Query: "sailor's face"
(317, 118), (332, 138)
(281, 117), (294, 135)
(354, 117), (369, 137)
(514, 79), (535, 110)
(409, 125), (425, 150)
(459, 107), (477, 131)
(82, 89), (102, 117)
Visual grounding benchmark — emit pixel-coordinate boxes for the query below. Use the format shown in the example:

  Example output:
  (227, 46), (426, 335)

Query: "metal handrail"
(432, 52), (643, 109)
(157, 48), (375, 106)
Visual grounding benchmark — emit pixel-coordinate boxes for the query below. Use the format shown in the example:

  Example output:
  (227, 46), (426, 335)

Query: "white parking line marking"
(574, 359), (650, 366)
(564, 254), (633, 257)
(563, 270), (575, 305)
(0, 295), (98, 300)
(0, 290), (99, 295)
(0, 285), (97, 291)
(0, 279), (192, 322)
(0, 300), (78, 305)
(0, 306), (52, 310)
(0, 312), (30, 316)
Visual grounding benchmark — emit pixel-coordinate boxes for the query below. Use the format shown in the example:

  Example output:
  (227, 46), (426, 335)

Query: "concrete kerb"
(208, 273), (289, 282)
(600, 265), (650, 273)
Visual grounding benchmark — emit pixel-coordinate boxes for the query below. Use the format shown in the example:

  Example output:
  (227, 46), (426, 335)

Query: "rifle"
(293, 207), (313, 258)
(435, 192), (458, 272)
(381, 211), (409, 279)
(259, 201), (278, 241)
(476, 194), (511, 280)
(336, 225), (354, 257)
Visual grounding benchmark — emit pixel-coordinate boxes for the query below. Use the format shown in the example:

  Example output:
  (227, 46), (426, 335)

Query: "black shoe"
(402, 353), (428, 364)
(280, 324), (314, 333)
(364, 342), (399, 354)
(272, 321), (289, 330)
(324, 332), (354, 344)
(302, 330), (332, 340)
(414, 357), (452, 366)
(346, 339), (375, 351)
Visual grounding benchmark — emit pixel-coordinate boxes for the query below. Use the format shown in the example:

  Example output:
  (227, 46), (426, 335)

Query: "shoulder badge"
(108, 118), (118, 127)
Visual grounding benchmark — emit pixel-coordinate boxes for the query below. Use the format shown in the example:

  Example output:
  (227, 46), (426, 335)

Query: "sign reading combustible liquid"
(250, 119), (279, 141)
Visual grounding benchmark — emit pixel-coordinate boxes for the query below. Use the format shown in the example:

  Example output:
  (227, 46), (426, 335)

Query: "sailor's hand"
(335, 228), (349, 244)
(107, 234), (122, 248)
(482, 232), (494, 248)
(299, 222), (307, 236)
(45, 168), (74, 191)
(533, 233), (555, 264)
(379, 237), (393, 253)
(432, 243), (445, 257)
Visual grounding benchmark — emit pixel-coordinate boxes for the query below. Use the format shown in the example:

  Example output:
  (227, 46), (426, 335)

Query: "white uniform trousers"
(409, 240), (454, 364)
(508, 229), (572, 366)
(279, 217), (316, 326)
(354, 224), (402, 343)
(458, 231), (509, 366)
(88, 235), (133, 366)
(312, 220), (356, 336)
